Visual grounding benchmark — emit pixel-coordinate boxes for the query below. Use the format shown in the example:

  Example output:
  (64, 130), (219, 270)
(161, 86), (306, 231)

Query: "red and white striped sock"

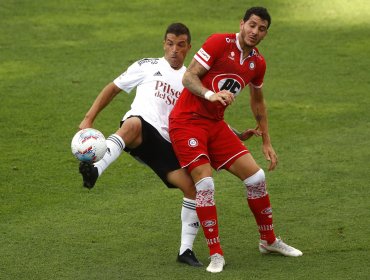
(244, 169), (276, 244)
(195, 177), (223, 256)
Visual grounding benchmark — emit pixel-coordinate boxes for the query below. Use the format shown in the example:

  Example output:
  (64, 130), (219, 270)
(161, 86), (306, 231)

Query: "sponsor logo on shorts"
(188, 138), (198, 147)
(202, 219), (216, 227)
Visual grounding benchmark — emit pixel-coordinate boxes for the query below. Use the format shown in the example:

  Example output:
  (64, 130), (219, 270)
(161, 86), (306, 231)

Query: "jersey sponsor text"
(154, 81), (181, 106)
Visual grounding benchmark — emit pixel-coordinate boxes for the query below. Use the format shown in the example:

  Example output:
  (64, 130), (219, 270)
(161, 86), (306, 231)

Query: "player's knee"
(243, 169), (268, 199)
(118, 117), (142, 147)
(189, 157), (212, 181)
(243, 169), (265, 186)
(195, 177), (215, 206)
(120, 117), (142, 134)
(195, 177), (214, 192)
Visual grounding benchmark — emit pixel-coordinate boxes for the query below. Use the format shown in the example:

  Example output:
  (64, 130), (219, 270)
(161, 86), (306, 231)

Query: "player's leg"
(166, 169), (202, 267)
(121, 120), (202, 267)
(79, 117), (142, 188)
(169, 119), (225, 273)
(94, 117), (142, 174)
(228, 154), (276, 242)
(227, 154), (302, 257)
(208, 121), (278, 254)
(189, 161), (225, 273)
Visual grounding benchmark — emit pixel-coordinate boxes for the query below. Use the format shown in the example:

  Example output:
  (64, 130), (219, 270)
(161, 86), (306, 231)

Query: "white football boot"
(206, 253), (225, 273)
(259, 238), (303, 257)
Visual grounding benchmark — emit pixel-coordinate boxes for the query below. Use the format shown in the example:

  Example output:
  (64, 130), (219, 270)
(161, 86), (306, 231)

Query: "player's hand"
(239, 126), (262, 141)
(78, 118), (93, 130)
(209, 90), (235, 106)
(262, 144), (278, 171)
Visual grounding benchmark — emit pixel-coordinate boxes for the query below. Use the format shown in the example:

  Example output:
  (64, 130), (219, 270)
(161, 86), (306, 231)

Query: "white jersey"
(113, 57), (185, 142)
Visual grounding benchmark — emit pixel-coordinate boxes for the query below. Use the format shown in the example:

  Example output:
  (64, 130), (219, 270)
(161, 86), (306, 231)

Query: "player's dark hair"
(165, 23), (191, 44)
(243, 7), (271, 29)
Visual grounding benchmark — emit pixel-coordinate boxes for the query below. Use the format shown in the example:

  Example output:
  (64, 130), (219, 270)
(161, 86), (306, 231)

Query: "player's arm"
(182, 59), (234, 106)
(229, 125), (262, 141)
(79, 82), (122, 129)
(249, 85), (278, 170)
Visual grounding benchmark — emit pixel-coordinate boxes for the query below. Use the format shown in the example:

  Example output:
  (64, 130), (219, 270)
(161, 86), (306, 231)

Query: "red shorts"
(169, 117), (249, 172)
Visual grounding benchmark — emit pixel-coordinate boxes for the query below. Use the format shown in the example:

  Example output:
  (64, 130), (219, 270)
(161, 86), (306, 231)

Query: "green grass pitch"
(1, 0), (370, 279)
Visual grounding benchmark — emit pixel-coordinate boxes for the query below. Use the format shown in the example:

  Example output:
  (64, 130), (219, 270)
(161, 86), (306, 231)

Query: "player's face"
(163, 34), (191, 70)
(239, 15), (268, 49)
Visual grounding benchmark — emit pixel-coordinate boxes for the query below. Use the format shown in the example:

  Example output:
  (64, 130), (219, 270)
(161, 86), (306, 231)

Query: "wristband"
(204, 90), (215, 100)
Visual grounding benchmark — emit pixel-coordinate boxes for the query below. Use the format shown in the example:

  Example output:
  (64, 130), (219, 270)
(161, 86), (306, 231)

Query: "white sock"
(179, 198), (199, 255)
(94, 134), (125, 176)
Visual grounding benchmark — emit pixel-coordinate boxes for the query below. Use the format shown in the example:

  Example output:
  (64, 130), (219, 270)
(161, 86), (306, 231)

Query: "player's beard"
(244, 34), (260, 48)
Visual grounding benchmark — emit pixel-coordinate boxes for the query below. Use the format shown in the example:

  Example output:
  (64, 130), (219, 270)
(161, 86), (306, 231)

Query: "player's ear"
(239, 19), (245, 31)
(262, 30), (268, 40)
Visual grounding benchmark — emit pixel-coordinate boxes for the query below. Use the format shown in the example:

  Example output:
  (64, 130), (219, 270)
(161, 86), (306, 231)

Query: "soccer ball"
(71, 128), (107, 163)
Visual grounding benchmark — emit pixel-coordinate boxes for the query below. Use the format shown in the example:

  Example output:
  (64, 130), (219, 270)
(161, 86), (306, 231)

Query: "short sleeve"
(113, 61), (146, 93)
(194, 34), (225, 70)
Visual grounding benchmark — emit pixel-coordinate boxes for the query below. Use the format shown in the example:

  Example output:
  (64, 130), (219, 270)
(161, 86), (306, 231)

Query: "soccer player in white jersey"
(77, 22), (260, 267)
(77, 23), (203, 266)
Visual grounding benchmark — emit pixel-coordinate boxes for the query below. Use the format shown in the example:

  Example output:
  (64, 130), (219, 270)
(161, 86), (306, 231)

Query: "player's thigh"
(227, 153), (260, 180)
(166, 168), (196, 199)
(170, 119), (209, 168)
(208, 121), (248, 170)
(117, 116), (143, 148)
